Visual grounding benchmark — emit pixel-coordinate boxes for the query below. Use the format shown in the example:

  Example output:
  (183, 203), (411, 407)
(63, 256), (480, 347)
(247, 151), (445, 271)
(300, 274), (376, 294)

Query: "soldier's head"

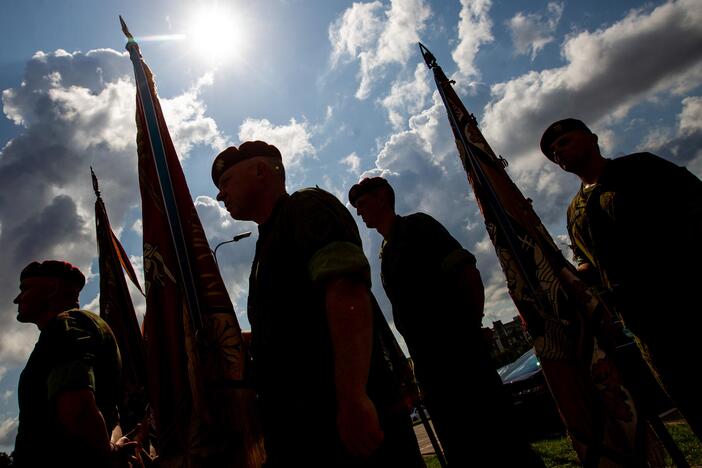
(212, 141), (286, 223)
(349, 177), (395, 230)
(540, 118), (601, 174)
(14, 260), (84, 328)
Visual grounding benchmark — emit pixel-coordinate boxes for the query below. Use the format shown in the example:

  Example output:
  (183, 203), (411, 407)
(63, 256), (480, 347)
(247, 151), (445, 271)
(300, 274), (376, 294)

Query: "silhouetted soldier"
(349, 177), (544, 467)
(541, 118), (702, 439)
(212, 141), (424, 467)
(12, 260), (136, 467)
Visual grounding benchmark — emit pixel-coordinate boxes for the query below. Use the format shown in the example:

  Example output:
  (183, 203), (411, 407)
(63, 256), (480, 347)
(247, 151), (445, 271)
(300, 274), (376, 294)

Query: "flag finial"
(119, 15), (134, 40)
(91, 166), (101, 198)
(418, 42), (437, 69)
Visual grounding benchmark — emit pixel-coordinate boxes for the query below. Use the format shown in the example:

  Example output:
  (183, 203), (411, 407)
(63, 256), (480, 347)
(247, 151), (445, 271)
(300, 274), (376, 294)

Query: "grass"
(423, 420), (702, 467)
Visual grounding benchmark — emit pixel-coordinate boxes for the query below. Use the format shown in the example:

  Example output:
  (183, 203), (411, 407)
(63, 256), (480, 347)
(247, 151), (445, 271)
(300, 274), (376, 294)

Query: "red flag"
(420, 43), (665, 466)
(93, 168), (148, 434)
(122, 17), (264, 467)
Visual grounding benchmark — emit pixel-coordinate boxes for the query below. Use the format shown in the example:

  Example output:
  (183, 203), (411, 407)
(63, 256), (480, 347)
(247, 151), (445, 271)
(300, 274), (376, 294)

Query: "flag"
(419, 43), (662, 466)
(92, 167), (148, 434)
(121, 17), (264, 467)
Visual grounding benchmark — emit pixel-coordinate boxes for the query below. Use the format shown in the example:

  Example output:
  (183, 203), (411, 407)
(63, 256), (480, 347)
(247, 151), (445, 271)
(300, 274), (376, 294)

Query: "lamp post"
(212, 231), (252, 265)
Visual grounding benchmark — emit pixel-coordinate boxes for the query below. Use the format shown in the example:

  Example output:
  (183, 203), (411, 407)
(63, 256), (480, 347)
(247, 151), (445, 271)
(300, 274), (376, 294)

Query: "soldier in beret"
(349, 177), (543, 467)
(542, 118), (702, 439)
(12, 260), (136, 467)
(212, 141), (424, 467)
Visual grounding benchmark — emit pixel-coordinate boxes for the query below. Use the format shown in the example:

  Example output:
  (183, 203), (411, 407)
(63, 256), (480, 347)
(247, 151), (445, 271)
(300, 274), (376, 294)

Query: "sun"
(187, 5), (246, 64)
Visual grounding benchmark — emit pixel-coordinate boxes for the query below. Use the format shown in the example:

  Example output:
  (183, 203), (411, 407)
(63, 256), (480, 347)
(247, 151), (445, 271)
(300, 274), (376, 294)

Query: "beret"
(211, 141), (282, 187)
(20, 260), (86, 291)
(540, 118), (593, 160)
(348, 177), (393, 207)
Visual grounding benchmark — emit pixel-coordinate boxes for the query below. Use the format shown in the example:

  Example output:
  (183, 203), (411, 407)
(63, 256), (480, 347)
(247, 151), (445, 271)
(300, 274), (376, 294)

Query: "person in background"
(349, 177), (544, 467)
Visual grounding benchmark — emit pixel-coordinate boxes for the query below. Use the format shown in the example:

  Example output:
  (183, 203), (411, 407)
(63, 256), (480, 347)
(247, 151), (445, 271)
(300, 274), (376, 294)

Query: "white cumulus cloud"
(507, 2), (564, 60)
(237, 117), (316, 167)
(329, 0), (432, 99)
(452, 0), (494, 78)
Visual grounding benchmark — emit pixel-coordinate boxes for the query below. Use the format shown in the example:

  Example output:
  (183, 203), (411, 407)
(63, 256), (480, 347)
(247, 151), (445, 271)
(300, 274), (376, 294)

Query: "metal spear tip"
(418, 42), (437, 69)
(90, 166), (101, 198)
(119, 15), (134, 41)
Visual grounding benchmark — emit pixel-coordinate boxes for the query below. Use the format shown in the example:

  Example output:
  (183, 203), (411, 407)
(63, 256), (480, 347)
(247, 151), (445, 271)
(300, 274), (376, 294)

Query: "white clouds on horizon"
(329, 0), (432, 100)
(507, 2), (564, 60)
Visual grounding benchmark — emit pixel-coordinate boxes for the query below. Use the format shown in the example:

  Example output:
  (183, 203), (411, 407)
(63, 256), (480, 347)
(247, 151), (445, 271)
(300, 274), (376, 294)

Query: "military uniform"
(248, 188), (424, 468)
(381, 212), (541, 466)
(14, 308), (122, 467)
(567, 152), (702, 438)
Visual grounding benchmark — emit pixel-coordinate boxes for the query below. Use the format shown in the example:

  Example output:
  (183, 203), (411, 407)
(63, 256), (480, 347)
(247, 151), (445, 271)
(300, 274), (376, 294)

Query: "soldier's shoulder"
(612, 152), (675, 171)
(290, 186), (339, 205)
(404, 212), (440, 227)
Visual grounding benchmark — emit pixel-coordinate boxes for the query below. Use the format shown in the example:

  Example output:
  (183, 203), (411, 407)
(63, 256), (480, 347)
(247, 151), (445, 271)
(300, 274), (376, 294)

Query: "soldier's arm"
(451, 262), (485, 320)
(325, 276), (384, 458)
(55, 388), (111, 459)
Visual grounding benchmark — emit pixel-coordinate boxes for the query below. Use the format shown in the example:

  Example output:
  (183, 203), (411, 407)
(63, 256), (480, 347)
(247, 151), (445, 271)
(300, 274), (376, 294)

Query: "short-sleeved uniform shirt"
(14, 308), (122, 467)
(380, 213), (477, 374)
(566, 152), (702, 340)
(247, 188), (421, 466)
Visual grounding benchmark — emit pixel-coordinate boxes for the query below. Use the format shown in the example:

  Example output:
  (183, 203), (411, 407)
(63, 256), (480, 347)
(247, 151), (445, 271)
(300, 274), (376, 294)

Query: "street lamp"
(213, 231), (252, 265)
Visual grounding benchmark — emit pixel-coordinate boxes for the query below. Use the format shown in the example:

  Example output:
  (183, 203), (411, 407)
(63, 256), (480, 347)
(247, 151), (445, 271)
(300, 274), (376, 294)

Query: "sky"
(1, 0), (702, 451)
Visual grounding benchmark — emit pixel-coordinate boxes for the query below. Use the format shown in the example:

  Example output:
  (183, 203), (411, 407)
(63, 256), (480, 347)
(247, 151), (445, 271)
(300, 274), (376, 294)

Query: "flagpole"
(120, 16), (203, 334)
(418, 43), (550, 314)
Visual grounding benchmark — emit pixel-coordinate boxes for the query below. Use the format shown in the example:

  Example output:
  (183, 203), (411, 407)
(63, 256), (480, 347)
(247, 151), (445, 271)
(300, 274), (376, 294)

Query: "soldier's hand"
(336, 393), (384, 458)
(110, 435), (141, 467)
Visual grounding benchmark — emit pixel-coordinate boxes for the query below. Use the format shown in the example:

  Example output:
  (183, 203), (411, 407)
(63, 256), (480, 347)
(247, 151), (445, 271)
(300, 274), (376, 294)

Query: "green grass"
(423, 420), (702, 467)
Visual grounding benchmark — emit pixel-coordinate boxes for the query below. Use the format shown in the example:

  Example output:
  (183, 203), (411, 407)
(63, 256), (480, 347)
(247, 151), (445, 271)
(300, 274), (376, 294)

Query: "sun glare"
(188, 6), (246, 64)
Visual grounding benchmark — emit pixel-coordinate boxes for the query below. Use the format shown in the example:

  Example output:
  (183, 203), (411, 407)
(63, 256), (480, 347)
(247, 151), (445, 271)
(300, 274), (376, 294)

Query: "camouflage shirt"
(247, 188), (413, 447)
(14, 309), (122, 467)
(566, 152), (702, 339)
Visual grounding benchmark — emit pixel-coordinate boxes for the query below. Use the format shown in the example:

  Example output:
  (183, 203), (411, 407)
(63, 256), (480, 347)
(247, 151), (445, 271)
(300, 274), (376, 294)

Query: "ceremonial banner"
(420, 43), (660, 466)
(122, 17), (264, 467)
(93, 168), (148, 434)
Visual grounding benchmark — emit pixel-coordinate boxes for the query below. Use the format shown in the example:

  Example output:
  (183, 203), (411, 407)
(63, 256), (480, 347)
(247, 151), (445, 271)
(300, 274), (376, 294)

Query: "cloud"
(329, 1), (384, 68)
(507, 2), (564, 60)
(379, 63), (431, 130)
(451, 0), (494, 78)
(329, 0), (432, 99)
(159, 76), (228, 159)
(195, 195), (256, 322)
(237, 117), (315, 167)
(0, 416), (18, 447)
(679, 95), (702, 136)
(0, 367), (5, 383)
(2, 390), (13, 402)
(642, 95), (702, 173)
(0, 48), (229, 367)
(482, 0), (702, 164)
(341, 152), (362, 174)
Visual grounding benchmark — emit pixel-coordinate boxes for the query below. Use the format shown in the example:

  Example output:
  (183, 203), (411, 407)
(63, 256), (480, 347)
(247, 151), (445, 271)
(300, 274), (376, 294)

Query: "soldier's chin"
(16, 312), (30, 323)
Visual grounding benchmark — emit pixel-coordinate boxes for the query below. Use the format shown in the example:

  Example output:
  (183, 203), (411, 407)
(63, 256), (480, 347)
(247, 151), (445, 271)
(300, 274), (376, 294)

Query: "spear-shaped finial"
(119, 15), (134, 41)
(418, 42), (437, 69)
(91, 166), (101, 198)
